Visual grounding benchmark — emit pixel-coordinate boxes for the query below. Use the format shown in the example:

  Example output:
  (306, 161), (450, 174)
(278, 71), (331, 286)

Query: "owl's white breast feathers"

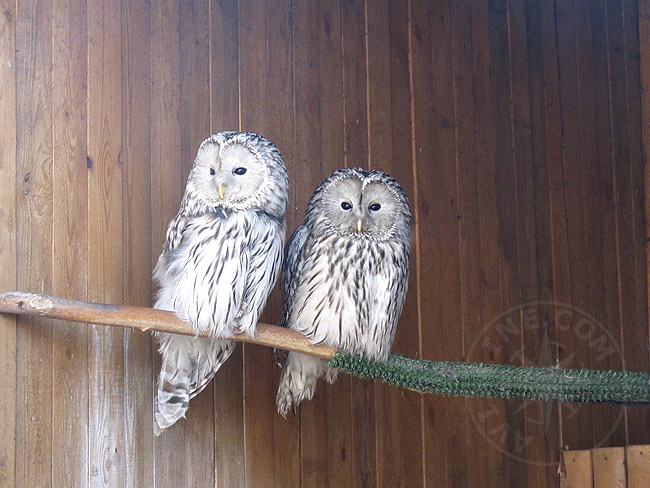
(154, 209), (284, 337)
(286, 233), (408, 361)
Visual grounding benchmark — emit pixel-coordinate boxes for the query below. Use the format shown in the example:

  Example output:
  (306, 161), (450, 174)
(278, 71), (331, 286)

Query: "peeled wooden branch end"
(0, 291), (336, 360)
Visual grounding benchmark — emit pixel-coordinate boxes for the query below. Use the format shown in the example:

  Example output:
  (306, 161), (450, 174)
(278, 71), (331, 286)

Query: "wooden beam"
(0, 291), (337, 360)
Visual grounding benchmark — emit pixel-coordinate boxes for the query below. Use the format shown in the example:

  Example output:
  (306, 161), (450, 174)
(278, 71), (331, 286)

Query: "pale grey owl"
(276, 168), (411, 416)
(153, 131), (288, 434)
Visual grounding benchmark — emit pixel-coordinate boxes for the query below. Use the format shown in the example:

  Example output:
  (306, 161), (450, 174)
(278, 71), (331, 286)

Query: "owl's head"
(306, 168), (411, 242)
(185, 131), (289, 218)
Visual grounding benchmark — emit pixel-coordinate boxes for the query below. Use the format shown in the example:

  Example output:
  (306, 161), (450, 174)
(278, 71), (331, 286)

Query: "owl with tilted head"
(153, 131), (288, 434)
(276, 167), (411, 417)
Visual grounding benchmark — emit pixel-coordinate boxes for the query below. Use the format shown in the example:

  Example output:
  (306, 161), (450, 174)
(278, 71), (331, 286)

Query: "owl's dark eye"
(341, 202), (352, 210)
(233, 167), (247, 175)
(369, 203), (381, 211)
(209, 168), (216, 175)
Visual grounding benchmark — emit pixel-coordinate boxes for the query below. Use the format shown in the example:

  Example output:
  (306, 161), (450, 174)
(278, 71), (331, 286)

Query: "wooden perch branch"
(0, 291), (337, 360)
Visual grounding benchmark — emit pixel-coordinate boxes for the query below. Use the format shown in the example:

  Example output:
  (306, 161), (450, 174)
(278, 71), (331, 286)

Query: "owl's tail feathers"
(275, 352), (330, 417)
(154, 334), (237, 435)
(154, 333), (193, 435)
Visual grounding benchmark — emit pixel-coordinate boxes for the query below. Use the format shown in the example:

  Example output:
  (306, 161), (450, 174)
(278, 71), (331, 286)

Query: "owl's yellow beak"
(218, 184), (226, 200)
(356, 219), (363, 232)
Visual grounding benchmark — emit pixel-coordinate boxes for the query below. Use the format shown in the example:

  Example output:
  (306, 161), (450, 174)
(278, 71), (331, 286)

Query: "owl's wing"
(280, 224), (310, 327)
(153, 210), (190, 288)
(233, 217), (285, 335)
(369, 242), (410, 359)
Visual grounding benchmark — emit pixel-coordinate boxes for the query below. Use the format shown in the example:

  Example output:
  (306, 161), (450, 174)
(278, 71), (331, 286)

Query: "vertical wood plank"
(122, 0), (154, 486)
(449, 0), (490, 486)
(558, 0), (614, 455)
(488, 0), (528, 484)
(468, 0), (511, 484)
(508, 1), (554, 483)
(87, 0), (126, 485)
(620, 0), (650, 446)
(606, 0), (647, 444)
(560, 450), (593, 488)
(317, 1), (352, 479)
(524, 0), (563, 477)
(210, 0), (239, 134)
(210, 1), (246, 487)
(592, 447), (626, 488)
(589, 0), (628, 449)
(239, 0), (268, 136)
(292, 0), (353, 485)
(15, 0), (53, 486)
(292, 1), (328, 484)
(0, 0), (16, 485)
(265, 0), (301, 485)
(52, 0), (89, 485)
(340, 1), (378, 486)
(367, 2), (423, 487)
(574, 0), (627, 451)
(417, 0), (455, 485)
(538, 0), (573, 465)
(626, 445), (650, 488)
(238, 0), (276, 485)
(642, 0), (650, 400)
(178, 2), (216, 486)
(150, 0), (186, 484)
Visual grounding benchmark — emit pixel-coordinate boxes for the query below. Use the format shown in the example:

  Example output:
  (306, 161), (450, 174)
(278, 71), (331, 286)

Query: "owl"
(153, 131), (288, 434)
(276, 168), (411, 416)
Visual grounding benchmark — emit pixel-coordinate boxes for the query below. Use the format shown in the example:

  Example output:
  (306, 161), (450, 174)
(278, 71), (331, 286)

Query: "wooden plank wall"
(2, 0), (650, 487)
(560, 445), (650, 487)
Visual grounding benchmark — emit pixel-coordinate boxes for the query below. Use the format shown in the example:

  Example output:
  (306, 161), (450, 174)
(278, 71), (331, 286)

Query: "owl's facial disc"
(195, 141), (268, 208)
(357, 181), (402, 239)
(322, 177), (401, 240)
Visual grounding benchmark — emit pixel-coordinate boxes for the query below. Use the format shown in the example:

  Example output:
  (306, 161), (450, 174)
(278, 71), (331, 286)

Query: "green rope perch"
(329, 352), (650, 405)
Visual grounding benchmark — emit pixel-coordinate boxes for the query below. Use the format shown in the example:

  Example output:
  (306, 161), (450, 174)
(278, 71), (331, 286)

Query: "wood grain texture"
(237, 1), (277, 484)
(149, 0), (186, 484)
(340, 2), (379, 487)
(414, 1), (454, 485)
(0, 293), (338, 359)
(372, 1), (424, 487)
(592, 447), (626, 488)
(605, 0), (637, 446)
(626, 445), (650, 488)
(210, 2), (246, 486)
(318, 2), (353, 480)
(52, 0), (89, 485)
(0, 0), (16, 484)
(642, 0), (650, 392)
(467, 0), (510, 484)
(5, 1), (650, 486)
(450, 0), (490, 485)
(560, 450), (593, 488)
(15, 0), (53, 486)
(618, 0), (650, 446)
(265, 0), (301, 485)
(291, 0), (329, 485)
(488, 0), (528, 484)
(87, 0), (126, 485)
(121, 0), (153, 485)
(526, 0), (563, 477)
(178, 2), (217, 485)
(292, 1), (354, 485)
(555, 0), (597, 453)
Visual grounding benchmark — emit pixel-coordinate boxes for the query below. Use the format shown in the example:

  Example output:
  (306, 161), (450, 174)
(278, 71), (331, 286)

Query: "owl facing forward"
(276, 168), (411, 416)
(154, 131), (288, 434)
